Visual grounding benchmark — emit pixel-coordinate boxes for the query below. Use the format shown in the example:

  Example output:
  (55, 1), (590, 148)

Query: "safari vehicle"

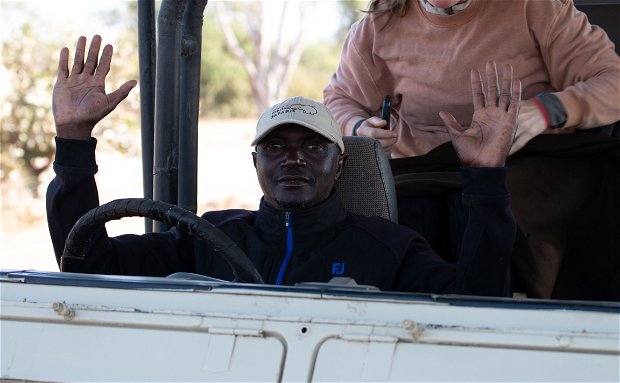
(1, 0), (619, 381)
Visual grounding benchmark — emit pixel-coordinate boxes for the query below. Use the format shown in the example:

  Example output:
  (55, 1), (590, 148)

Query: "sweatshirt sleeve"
(532, 0), (620, 129)
(323, 16), (392, 133)
(45, 137), (194, 276)
(395, 167), (515, 297)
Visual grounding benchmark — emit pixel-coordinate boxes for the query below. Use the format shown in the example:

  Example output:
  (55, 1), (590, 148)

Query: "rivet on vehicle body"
(53, 301), (75, 321)
(403, 319), (421, 340)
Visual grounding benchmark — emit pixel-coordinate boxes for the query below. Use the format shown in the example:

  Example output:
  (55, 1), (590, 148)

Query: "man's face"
(253, 124), (346, 210)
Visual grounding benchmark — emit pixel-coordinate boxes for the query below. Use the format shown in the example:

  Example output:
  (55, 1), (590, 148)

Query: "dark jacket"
(47, 138), (516, 296)
(391, 133), (620, 301)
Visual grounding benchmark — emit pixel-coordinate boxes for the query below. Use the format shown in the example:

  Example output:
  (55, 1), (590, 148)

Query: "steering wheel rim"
(61, 198), (264, 284)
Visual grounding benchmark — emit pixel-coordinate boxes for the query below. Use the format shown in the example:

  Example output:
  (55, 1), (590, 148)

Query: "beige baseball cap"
(251, 96), (345, 152)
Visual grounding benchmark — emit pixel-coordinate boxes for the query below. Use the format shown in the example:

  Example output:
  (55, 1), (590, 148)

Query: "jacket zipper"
(275, 212), (293, 285)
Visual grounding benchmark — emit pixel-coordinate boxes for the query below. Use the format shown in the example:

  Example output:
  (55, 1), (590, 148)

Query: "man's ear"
(334, 153), (348, 181)
(252, 152), (257, 169)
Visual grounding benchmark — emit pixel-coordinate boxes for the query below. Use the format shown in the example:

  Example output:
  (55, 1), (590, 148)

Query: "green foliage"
(1, 23), (57, 196)
(93, 5), (141, 153)
(288, 43), (344, 101)
(200, 12), (255, 118)
(336, 1), (368, 41)
(287, 0), (365, 102)
(0, 3), (141, 196)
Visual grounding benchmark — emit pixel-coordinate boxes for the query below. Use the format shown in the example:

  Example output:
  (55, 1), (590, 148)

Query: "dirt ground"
(0, 119), (263, 272)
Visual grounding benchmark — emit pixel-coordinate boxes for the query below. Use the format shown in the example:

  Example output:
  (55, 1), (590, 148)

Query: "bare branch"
(274, 4), (308, 101)
(214, 2), (308, 112)
(214, 2), (257, 78)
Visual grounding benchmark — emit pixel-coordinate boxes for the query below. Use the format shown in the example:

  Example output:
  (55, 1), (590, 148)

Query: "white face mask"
(421, 0), (472, 15)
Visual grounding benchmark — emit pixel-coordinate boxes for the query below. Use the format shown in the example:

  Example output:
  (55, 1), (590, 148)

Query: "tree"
(1, 23), (57, 197)
(336, 1), (368, 41)
(199, 12), (255, 118)
(213, 1), (308, 113)
(0, 3), (140, 197)
(287, 1), (367, 102)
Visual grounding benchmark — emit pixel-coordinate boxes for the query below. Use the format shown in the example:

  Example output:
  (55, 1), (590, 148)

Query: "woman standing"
(324, 0), (620, 157)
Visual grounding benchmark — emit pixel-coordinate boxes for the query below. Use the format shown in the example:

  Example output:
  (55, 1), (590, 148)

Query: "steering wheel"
(61, 198), (264, 284)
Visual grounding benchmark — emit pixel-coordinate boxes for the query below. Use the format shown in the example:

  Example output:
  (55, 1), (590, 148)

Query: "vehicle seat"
(335, 136), (398, 222)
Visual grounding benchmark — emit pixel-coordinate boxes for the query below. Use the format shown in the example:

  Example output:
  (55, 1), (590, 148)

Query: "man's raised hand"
(439, 61), (521, 167)
(52, 35), (137, 140)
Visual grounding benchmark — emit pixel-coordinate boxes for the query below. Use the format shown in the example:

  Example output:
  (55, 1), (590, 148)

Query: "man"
(47, 36), (521, 296)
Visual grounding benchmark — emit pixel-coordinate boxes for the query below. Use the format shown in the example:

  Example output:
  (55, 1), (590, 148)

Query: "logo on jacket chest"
(331, 262), (345, 276)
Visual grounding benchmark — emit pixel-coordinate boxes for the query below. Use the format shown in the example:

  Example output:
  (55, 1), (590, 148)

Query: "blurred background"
(0, 0), (366, 271)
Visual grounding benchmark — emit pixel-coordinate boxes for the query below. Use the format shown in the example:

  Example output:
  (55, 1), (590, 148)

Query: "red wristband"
(531, 98), (550, 129)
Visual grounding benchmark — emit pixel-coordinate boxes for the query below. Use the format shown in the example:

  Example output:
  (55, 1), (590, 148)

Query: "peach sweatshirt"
(324, 0), (620, 157)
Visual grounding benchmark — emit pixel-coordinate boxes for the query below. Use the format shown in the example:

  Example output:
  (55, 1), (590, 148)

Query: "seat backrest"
(335, 136), (398, 222)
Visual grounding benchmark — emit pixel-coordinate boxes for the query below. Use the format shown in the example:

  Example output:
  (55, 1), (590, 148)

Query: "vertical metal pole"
(153, 0), (187, 232)
(138, 0), (157, 232)
(178, 0), (208, 213)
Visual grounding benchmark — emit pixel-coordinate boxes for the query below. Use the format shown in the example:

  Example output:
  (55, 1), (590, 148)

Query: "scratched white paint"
(1, 272), (619, 382)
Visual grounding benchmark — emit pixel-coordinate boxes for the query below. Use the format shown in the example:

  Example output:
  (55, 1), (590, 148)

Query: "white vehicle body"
(1, 270), (618, 382)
